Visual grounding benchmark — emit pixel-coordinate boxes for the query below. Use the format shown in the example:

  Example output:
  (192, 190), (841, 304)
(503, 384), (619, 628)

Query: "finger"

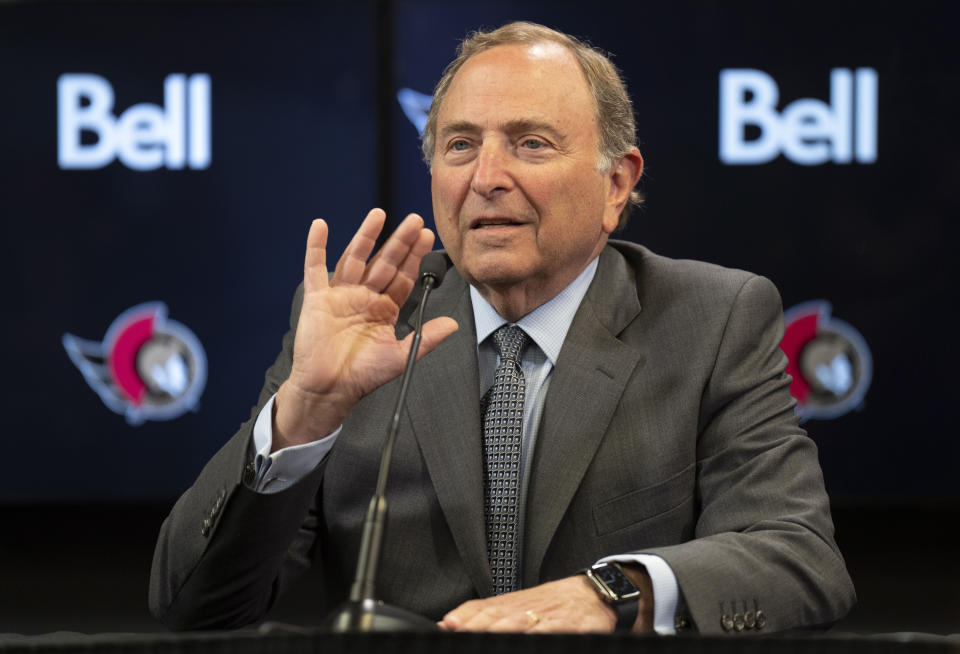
(446, 602), (543, 633)
(410, 318), (459, 360)
(456, 604), (549, 633)
(482, 612), (540, 633)
(527, 620), (555, 634)
(529, 620), (568, 634)
(453, 606), (509, 632)
(527, 613), (606, 634)
(360, 213), (426, 292)
(303, 219), (329, 293)
(440, 599), (484, 631)
(362, 212), (423, 271)
(382, 227), (436, 308)
(332, 208), (387, 285)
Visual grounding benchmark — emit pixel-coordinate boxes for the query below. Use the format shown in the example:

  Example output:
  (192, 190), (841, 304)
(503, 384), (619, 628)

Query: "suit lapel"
(522, 247), (644, 585)
(403, 268), (491, 595)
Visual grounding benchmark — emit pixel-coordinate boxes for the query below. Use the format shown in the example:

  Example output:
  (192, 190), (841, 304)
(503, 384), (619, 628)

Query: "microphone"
(326, 252), (447, 633)
(419, 251), (448, 290)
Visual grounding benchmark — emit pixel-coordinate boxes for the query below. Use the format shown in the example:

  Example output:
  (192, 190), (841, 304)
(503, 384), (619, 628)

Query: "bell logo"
(719, 68), (877, 166)
(58, 73), (211, 171)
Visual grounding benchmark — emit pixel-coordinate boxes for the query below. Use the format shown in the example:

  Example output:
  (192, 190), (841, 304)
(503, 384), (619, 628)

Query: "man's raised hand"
(273, 209), (458, 451)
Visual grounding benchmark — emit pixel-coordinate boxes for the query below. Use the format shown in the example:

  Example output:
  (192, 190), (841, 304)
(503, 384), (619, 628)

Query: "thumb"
(411, 317), (459, 360)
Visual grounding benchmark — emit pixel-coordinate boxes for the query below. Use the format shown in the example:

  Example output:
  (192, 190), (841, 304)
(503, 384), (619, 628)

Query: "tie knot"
(492, 325), (528, 364)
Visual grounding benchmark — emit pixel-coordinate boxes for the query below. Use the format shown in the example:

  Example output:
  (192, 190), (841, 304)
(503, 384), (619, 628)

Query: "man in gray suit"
(150, 22), (854, 634)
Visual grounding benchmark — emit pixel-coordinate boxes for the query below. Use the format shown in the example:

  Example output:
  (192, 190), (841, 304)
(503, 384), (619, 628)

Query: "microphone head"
(420, 251), (448, 288)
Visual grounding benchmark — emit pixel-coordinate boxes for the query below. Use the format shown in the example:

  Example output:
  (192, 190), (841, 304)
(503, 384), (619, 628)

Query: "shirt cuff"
(598, 553), (680, 635)
(250, 394), (341, 494)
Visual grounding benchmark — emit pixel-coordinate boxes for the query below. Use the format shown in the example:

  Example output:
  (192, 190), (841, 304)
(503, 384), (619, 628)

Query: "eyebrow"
(438, 119), (564, 142)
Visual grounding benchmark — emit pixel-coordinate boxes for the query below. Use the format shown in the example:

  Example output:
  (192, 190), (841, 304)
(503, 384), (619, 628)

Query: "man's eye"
(521, 138), (545, 150)
(450, 139), (470, 151)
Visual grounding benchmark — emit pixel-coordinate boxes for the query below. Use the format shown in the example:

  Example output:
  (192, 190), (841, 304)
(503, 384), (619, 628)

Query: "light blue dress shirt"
(251, 255), (679, 633)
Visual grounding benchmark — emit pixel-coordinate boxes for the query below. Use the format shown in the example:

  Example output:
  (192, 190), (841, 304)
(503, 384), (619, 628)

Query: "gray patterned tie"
(482, 325), (529, 595)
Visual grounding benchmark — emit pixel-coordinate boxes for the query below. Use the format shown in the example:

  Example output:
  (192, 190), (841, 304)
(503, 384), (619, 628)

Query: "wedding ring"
(525, 609), (540, 625)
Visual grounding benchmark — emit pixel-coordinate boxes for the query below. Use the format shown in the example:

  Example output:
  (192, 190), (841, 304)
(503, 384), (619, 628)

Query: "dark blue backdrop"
(1, 0), (957, 502)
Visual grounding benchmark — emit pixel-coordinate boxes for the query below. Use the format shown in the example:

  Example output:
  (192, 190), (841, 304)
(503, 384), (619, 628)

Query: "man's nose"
(470, 141), (514, 198)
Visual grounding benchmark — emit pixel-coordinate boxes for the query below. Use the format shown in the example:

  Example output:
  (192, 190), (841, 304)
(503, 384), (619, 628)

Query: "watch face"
(594, 565), (639, 598)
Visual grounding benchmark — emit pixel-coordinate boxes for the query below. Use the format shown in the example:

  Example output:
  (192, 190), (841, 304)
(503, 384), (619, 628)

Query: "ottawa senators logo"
(63, 302), (207, 425)
(780, 300), (872, 421)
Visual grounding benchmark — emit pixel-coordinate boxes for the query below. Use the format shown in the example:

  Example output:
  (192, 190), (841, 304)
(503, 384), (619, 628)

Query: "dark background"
(1, 0), (957, 636)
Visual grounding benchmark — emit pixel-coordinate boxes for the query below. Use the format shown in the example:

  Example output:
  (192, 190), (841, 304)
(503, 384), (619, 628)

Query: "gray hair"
(421, 21), (643, 226)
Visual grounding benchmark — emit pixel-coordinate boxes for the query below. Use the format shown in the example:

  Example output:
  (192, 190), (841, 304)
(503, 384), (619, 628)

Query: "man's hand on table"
(439, 566), (654, 634)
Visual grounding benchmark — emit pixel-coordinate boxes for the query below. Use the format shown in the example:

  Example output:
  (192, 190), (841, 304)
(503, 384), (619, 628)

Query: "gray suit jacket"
(150, 241), (855, 633)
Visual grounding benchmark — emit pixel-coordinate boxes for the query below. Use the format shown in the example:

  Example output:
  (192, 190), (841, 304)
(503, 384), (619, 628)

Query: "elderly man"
(150, 22), (855, 635)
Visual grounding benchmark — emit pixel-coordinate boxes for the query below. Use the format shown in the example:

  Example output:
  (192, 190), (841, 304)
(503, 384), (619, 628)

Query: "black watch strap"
(610, 594), (639, 632)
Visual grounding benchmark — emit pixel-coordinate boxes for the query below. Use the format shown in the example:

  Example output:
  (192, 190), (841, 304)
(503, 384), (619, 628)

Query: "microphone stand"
(325, 263), (444, 633)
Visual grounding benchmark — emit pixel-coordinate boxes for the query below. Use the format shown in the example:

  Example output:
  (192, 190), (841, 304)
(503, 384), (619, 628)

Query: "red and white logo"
(780, 300), (872, 421)
(63, 302), (207, 425)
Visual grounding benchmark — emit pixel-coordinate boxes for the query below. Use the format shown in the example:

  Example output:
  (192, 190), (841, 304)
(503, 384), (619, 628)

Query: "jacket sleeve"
(148, 285), (323, 630)
(640, 275), (856, 634)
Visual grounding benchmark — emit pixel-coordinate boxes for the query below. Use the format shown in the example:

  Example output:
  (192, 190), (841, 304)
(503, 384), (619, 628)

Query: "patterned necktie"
(481, 325), (529, 595)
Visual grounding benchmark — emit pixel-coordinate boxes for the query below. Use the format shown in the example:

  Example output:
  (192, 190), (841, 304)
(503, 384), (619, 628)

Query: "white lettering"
(719, 69), (782, 165)
(116, 103), (168, 170)
(57, 73), (211, 171)
(830, 69), (853, 163)
(855, 68), (878, 163)
(58, 74), (117, 169)
(719, 68), (878, 166)
(188, 74), (211, 169)
(781, 99), (836, 165)
(165, 75), (186, 169)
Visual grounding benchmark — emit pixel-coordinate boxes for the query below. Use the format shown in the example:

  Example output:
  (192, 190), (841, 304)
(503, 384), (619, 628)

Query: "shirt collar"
(470, 256), (599, 366)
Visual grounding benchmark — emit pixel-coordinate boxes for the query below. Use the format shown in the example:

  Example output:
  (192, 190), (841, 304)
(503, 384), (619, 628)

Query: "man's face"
(430, 42), (622, 312)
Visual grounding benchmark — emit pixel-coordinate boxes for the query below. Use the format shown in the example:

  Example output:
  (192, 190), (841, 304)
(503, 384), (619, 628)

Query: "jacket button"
(721, 614), (734, 631)
(744, 611), (756, 629)
(755, 610), (766, 630)
(733, 613), (745, 632)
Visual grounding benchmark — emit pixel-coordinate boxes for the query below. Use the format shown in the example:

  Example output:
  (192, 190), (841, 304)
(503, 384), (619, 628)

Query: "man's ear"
(602, 148), (644, 234)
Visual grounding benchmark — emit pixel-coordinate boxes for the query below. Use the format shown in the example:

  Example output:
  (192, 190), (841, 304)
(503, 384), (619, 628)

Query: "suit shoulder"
(606, 240), (778, 306)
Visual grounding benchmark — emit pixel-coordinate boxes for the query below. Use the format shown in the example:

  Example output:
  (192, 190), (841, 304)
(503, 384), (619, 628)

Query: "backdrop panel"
(390, 0), (960, 502)
(0, 1), (378, 500)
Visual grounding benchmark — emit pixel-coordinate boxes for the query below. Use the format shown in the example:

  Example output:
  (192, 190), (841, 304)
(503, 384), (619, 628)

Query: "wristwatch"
(581, 562), (641, 632)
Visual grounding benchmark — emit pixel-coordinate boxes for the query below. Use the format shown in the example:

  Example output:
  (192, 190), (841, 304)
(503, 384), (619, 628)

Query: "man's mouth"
(470, 217), (524, 229)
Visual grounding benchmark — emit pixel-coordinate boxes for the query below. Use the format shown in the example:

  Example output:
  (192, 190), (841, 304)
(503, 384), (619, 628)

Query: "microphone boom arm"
(349, 273), (438, 605)
(327, 253), (447, 632)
